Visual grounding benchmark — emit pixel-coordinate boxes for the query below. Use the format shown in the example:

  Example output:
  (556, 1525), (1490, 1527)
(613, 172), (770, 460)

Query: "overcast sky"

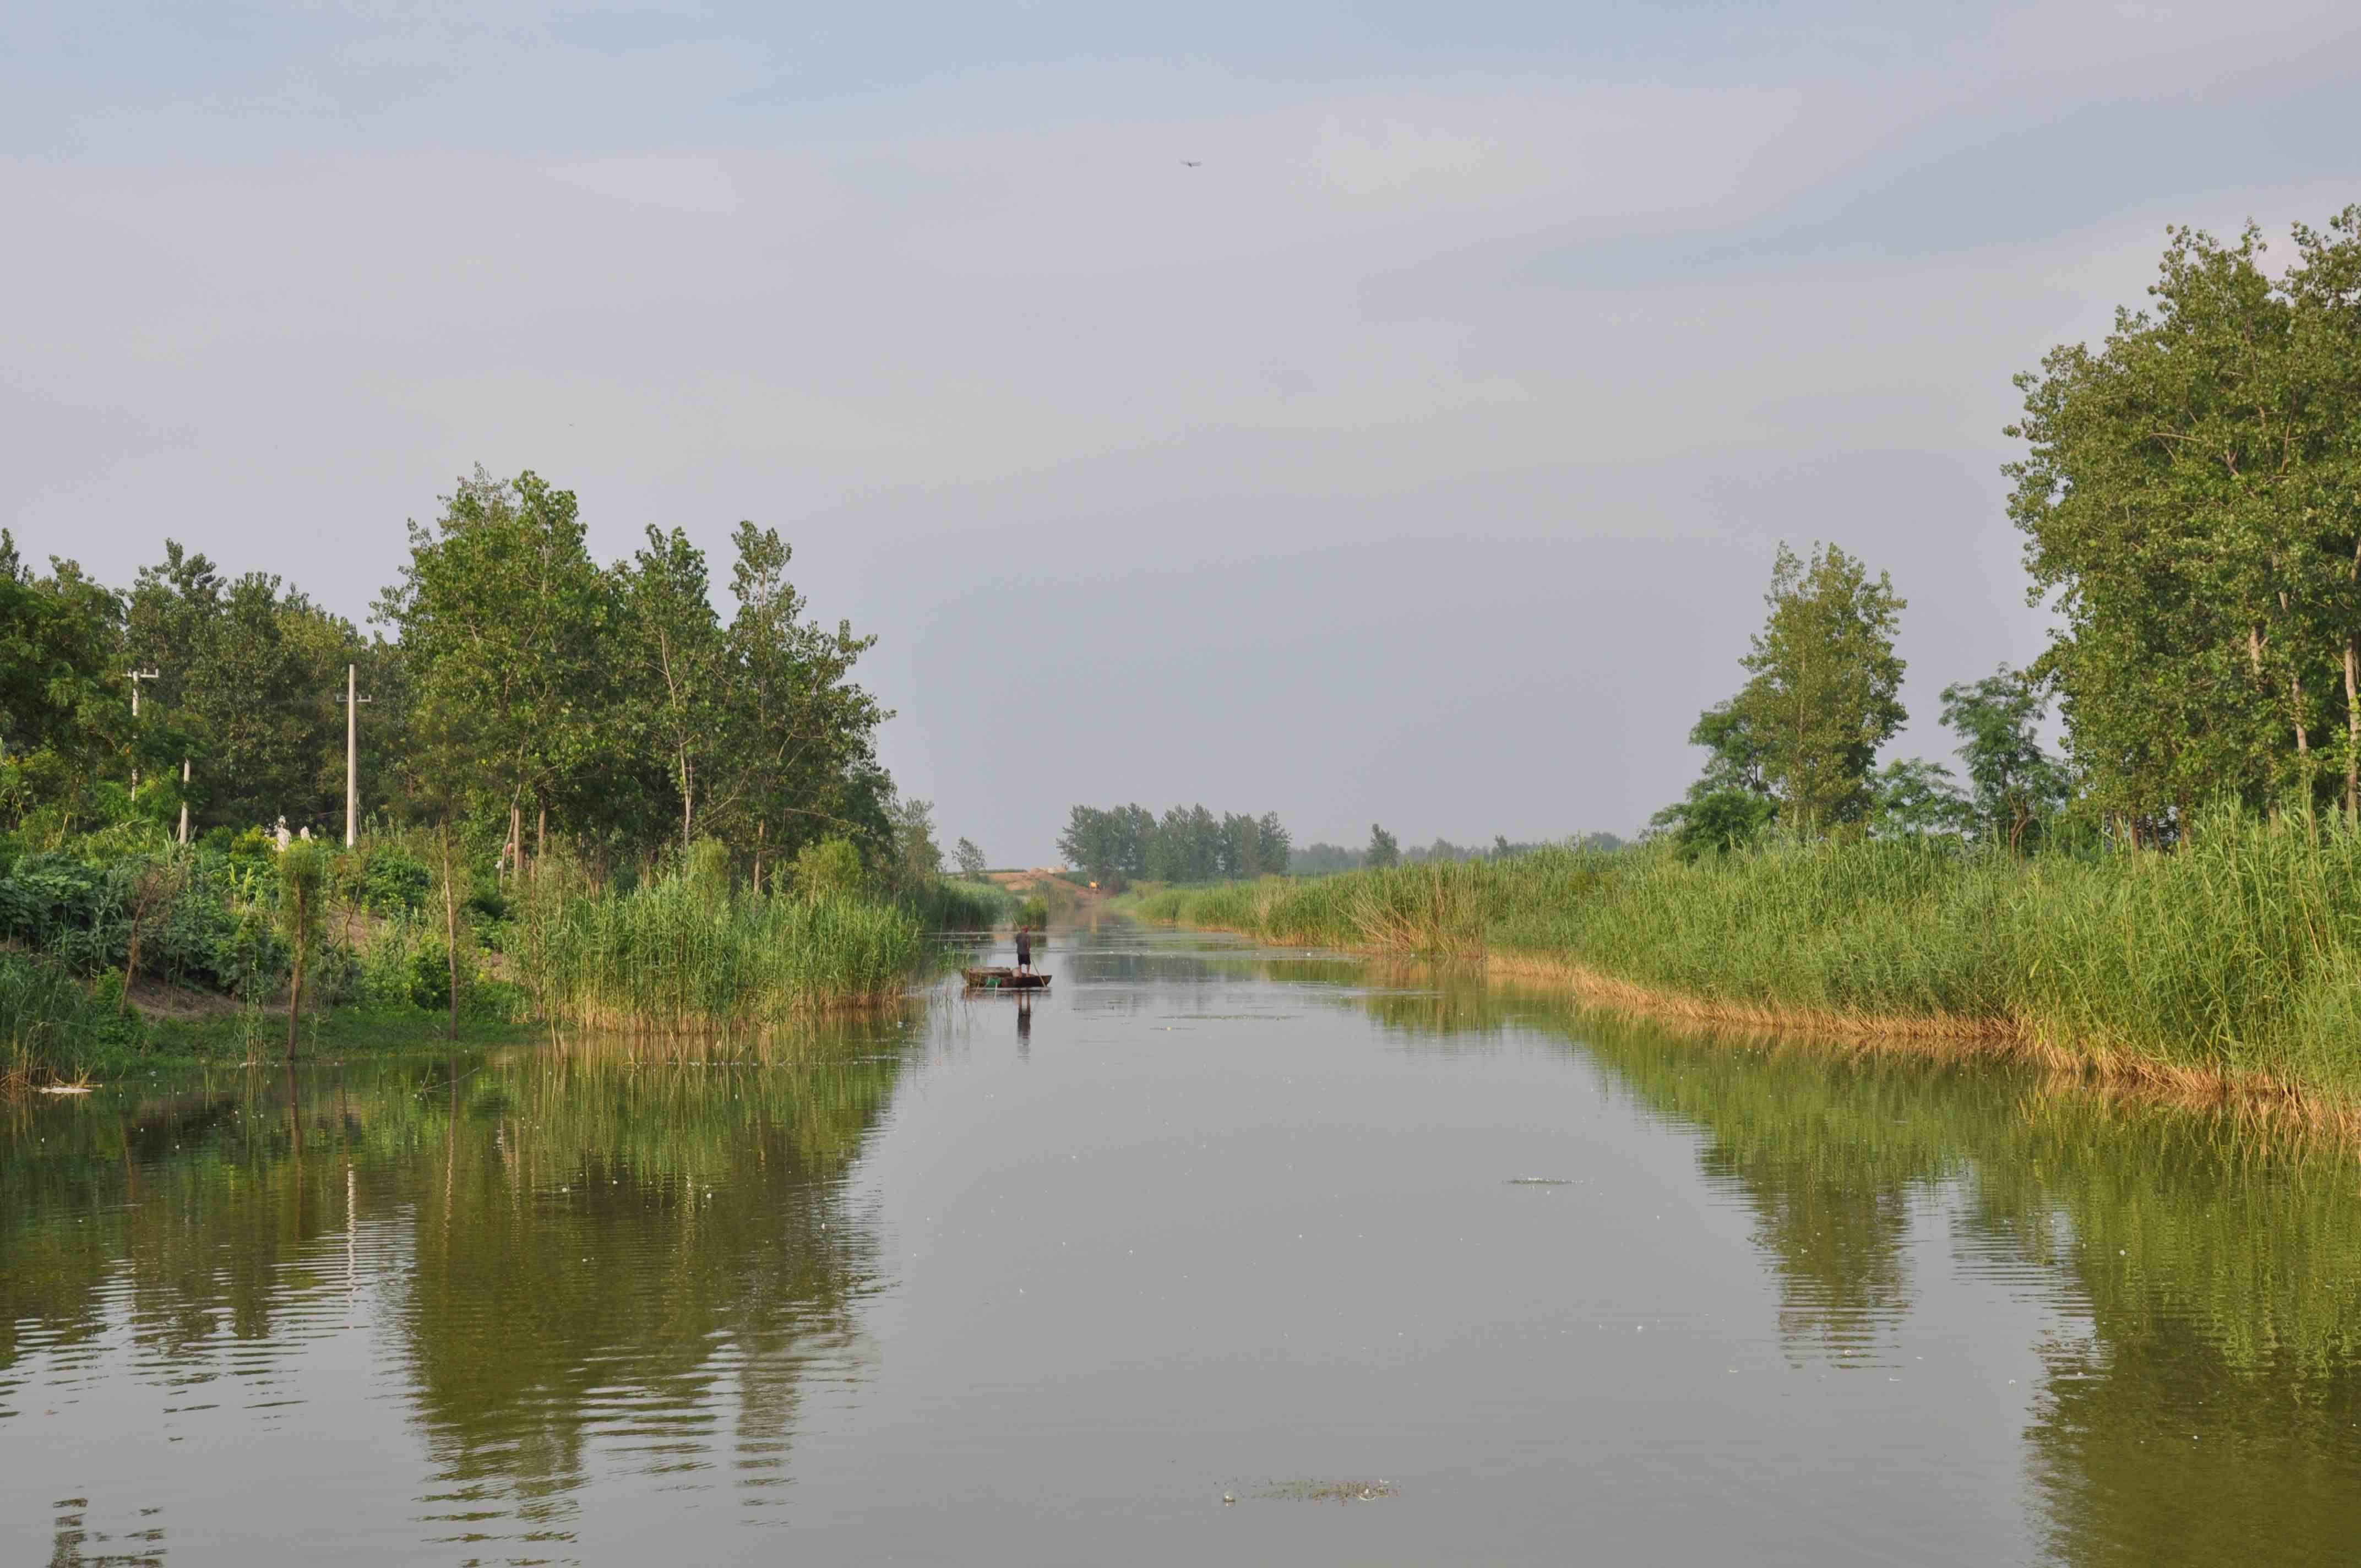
(7, 2), (2358, 860)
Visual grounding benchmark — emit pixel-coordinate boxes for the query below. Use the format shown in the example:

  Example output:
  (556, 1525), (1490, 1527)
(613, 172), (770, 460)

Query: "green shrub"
(342, 845), (432, 913)
(410, 940), (454, 1012)
(792, 837), (867, 901)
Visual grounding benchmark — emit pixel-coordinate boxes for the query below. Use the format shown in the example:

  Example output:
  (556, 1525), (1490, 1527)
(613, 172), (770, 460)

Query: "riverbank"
(4, 850), (1010, 1088)
(1120, 814), (2361, 1116)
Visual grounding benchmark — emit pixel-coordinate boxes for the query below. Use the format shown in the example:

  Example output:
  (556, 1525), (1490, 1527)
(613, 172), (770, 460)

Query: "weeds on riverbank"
(1125, 809), (2361, 1099)
(0, 952), (115, 1087)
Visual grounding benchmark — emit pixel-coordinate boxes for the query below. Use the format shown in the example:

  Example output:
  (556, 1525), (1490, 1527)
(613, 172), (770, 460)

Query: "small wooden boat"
(964, 967), (1052, 990)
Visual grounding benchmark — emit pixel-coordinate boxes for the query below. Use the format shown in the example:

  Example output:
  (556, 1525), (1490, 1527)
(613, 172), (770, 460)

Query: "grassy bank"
(1123, 812), (2361, 1103)
(2, 829), (1002, 1082)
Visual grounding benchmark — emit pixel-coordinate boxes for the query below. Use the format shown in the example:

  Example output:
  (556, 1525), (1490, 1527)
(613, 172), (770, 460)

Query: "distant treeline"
(1058, 804), (1624, 886)
(1056, 804), (1291, 888)
(1292, 830), (1625, 875)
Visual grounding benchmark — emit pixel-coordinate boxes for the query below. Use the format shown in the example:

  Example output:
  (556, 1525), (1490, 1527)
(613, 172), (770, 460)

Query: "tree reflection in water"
(1339, 975), (2361, 1566)
(2, 1020), (910, 1558)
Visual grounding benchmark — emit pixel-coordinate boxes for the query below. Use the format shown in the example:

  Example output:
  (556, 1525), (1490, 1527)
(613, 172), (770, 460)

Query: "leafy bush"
(335, 845), (432, 914)
(792, 837), (867, 900)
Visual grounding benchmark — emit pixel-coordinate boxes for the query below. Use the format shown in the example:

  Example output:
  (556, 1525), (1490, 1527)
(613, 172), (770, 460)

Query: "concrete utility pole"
(340, 663), (373, 847)
(124, 669), (159, 788)
(178, 759), (191, 844)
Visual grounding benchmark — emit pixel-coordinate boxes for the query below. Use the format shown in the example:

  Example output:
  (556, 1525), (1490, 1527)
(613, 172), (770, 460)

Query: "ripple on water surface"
(7, 934), (2361, 1566)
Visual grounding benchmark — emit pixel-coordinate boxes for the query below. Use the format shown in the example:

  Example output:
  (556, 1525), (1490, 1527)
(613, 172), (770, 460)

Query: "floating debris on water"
(1504, 1177), (1571, 1185)
(1254, 1479), (1399, 1503)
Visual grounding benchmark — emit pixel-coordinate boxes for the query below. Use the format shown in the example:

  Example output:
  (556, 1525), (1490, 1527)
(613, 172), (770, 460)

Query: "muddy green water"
(7, 920), (2361, 1565)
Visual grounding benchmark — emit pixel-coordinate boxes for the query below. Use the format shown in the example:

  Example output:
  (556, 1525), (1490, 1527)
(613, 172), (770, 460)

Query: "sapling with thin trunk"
(439, 821), (464, 1041)
(277, 841), (327, 1061)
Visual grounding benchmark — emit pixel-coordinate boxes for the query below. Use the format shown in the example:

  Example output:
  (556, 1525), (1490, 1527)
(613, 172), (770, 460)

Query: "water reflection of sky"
(8, 922), (2361, 1565)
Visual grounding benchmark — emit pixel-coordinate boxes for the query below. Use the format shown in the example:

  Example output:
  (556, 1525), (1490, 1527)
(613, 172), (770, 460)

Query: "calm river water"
(7, 918), (2361, 1565)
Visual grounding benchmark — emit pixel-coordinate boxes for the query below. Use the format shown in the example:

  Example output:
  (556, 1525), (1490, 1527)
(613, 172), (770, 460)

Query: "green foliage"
(0, 845), (281, 997)
(0, 951), (115, 1081)
(124, 542), (378, 834)
(2009, 209), (2361, 827)
(1652, 699), (1780, 857)
(792, 837), (867, 900)
(525, 868), (928, 1030)
(1655, 543), (1908, 848)
(410, 940), (455, 1012)
(0, 538), (151, 836)
(336, 843), (433, 913)
(953, 837), (989, 879)
(1867, 757), (1971, 840)
(1939, 665), (2070, 851)
(1131, 811), (2361, 1098)
(1364, 822), (1400, 870)
(905, 876), (1012, 930)
(275, 840), (329, 1056)
(380, 469), (614, 837)
(1058, 803), (1288, 888)
(1739, 542), (1908, 834)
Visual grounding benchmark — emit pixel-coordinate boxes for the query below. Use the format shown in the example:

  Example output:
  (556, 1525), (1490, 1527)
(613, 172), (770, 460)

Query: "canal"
(7, 918), (2359, 1564)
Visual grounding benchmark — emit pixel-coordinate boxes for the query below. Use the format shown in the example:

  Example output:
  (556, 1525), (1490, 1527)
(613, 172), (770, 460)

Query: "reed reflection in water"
(9, 924), (2361, 1566)
(3, 1015), (916, 1562)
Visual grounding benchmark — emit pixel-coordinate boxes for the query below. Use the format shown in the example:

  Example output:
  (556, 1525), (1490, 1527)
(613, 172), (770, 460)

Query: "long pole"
(178, 759), (189, 845)
(345, 663), (358, 848)
(124, 669), (157, 788)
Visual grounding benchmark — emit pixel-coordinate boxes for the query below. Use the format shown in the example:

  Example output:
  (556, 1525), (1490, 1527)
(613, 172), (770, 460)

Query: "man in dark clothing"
(1015, 924), (1034, 975)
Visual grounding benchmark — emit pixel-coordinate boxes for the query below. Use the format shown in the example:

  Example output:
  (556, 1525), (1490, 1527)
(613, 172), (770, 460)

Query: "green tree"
(377, 470), (614, 869)
(125, 542), (384, 834)
(1364, 823), (1400, 870)
(874, 792), (942, 899)
(1940, 666), (2071, 853)
(1254, 812), (1292, 878)
(719, 522), (889, 884)
(1734, 542), (1908, 836)
(953, 837), (989, 879)
(793, 836), (866, 900)
(618, 526), (725, 853)
(0, 538), (130, 834)
(1866, 757), (1971, 840)
(2009, 216), (2361, 832)
(1649, 699), (1778, 858)
(276, 840), (327, 1060)
(1057, 806), (1122, 885)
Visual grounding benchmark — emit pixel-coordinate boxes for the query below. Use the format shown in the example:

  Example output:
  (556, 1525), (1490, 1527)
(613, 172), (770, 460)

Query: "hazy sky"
(7, 2), (2359, 860)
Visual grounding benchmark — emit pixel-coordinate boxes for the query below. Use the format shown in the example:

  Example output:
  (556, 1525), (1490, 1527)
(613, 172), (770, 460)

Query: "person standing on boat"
(1015, 923), (1034, 976)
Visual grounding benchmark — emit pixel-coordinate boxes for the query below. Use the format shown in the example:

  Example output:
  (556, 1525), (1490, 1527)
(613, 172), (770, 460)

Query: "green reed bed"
(907, 877), (1015, 931)
(1124, 812), (2361, 1098)
(523, 873), (932, 1033)
(0, 951), (115, 1086)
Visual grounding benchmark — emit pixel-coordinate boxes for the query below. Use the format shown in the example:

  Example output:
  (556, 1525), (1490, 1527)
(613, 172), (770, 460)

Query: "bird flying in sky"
(1181, 160), (1202, 167)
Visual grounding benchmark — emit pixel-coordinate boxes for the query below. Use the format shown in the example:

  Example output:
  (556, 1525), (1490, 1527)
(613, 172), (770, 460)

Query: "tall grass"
(1124, 809), (2361, 1099)
(906, 877), (1014, 930)
(0, 952), (113, 1087)
(520, 866), (931, 1033)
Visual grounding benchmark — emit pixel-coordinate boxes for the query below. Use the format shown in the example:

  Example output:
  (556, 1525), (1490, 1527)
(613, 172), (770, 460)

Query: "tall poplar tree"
(1733, 543), (1907, 836)
(377, 470), (614, 861)
(2009, 212), (2361, 830)
(719, 521), (889, 872)
(618, 526), (724, 853)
